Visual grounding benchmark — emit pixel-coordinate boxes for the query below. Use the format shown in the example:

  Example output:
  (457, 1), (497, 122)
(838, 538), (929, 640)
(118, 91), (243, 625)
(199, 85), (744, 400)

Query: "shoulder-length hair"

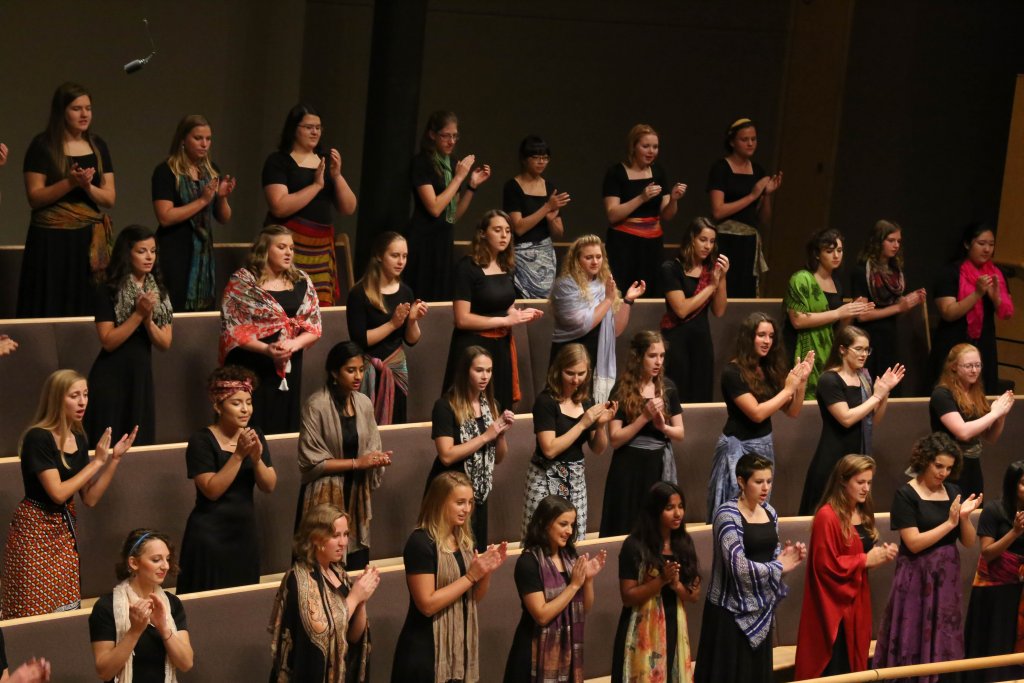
(419, 110), (458, 156)
(166, 114), (219, 188)
(677, 217), (718, 271)
(614, 331), (669, 422)
(522, 495), (578, 555)
(625, 123), (658, 166)
(546, 343), (591, 404)
(823, 325), (869, 373)
(43, 82), (105, 181)
(115, 528), (179, 582)
(356, 231), (407, 313)
(445, 345), (500, 424)
(556, 234), (617, 306)
(102, 225), (168, 298)
(805, 228), (844, 271)
(732, 312), (788, 399)
(999, 460), (1024, 524)
(517, 135), (551, 166)
(819, 454), (879, 541)
(247, 225), (304, 284)
(908, 432), (963, 479)
(937, 343), (990, 417)
(23, 369), (87, 468)
(419, 471), (475, 553)
(469, 210), (515, 272)
(629, 482), (698, 585)
(277, 103), (323, 155)
(858, 219), (904, 270)
(293, 504), (348, 566)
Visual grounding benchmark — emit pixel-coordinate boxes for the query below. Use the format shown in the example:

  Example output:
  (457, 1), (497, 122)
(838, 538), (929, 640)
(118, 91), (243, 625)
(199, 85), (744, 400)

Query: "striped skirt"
(285, 216), (338, 306)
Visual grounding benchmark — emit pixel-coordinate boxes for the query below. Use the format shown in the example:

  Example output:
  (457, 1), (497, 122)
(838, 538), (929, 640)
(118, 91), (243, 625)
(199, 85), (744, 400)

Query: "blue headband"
(129, 532), (153, 556)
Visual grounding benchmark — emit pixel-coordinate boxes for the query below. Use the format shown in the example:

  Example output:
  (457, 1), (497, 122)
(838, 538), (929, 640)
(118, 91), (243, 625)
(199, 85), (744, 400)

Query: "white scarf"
(112, 580), (178, 683)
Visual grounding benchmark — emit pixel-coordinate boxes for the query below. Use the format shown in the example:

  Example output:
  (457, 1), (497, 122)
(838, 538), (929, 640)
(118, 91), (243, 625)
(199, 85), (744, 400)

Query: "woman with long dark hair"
(18, 82), (116, 317)
(262, 104), (357, 305)
(405, 110), (491, 302)
(346, 231), (428, 424)
(297, 341), (391, 570)
(84, 225), (172, 448)
(152, 114), (235, 311)
(612, 482), (700, 683)
(505, 496), (607, 682)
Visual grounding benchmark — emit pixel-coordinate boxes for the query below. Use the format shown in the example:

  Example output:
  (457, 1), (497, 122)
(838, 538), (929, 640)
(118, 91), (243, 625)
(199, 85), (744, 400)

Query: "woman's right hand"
(128, 598), (153, 633)
(313, 156), (326, 188)
(455, 154), (475, 180)
(991, 391), (1015, 418)
(355, 449), (392, 470)
(750, 176), (771, 200)
(568, 554), (589, 588)
(200, 178), (218, 204)
(837, 297), (875, 320)
(974, 275), (994, 297)
(660, 560), (681, 586)
(390, 302), (412, 327)
(266, 341), (293, 361)
(640, 182), (662, 201)
(778, 541), (806, 573)
(505, 306), (541, 327)
(865, 542), (899, 568)
(135, 291), (156, 318)
(583, 401), (613, 428)
(69, 162), (95, 190)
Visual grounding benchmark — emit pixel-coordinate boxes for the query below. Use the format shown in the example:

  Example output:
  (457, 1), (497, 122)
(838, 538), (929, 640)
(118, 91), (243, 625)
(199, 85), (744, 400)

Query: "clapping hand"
(1013, 510), (1024, 534)
(545, 189), (571, 214)
(8, 656), (52, 683)
(313, 156), (326, 187)
(0, 334), (19, 356)
(95, 425), (138, 464)
(70, 161), (95, 189)
(660, 560), (681, 586)
(390, 302), (412, 327)
(329, 148), (343, 178)
(991, 390), (1015, 418)
(624, 280), (646, 302)
(899, 288), (926, 311)
(455, 155), (475, 180)
(641, 182), (662, 201)
(874, 364), (906, 397)
(469, 163), (491, 188)
(838, 297), (875, 320)
(765, 172), (783, 195)
(356, 449), (392, 470)
(467, 541), (508, 582)
(866, 542), (899, 568)
(409, 299), (429, 321)
(778, 540), (807, 573)
(712, 255), (730, 284)
(583, 549), (607, 579)
(0, 142), (8, 166)
(584, 401), (615, 428)
(217, 174), (237, 198)
(127, 596), (153, 633)
(200, 178), (218, 204)
(236, 428), (262, 461)
(670, 182), (687, 200)
(351, 565), (381, 604)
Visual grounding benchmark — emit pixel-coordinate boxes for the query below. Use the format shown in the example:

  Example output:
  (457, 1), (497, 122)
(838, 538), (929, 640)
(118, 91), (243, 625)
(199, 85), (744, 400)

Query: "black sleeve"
(94, 136), (114, 173)
(345, 285), (371, 350)
(977, 506), (1009, 540)
(617, 536), (643, 580)
(721, 364), (752, 402)
(151, 162), (178, 202)
(185, 431), (218, 478)
(411, 154), (437, 189)
(261, 152), (289, 188)
(602, 164), (623, 199)
(664, 381), (683, 416)
(652, 164), (669, 197)
(532, 393), (559, 433)
(258, 430), (272, 468)
(0, 625), (7, 672)
(431, 400), (459, 440)
(930, 386), (960, 419)
(890, 486), (919, 530)
(452, 258), (478, 303)
(502, 179), (523, 214)
(88, 595), (117, 642)
(168, 593), (189, 631)
(706, 158), (728, 194)
(849, 263), (870, 300)
(751, 161), (767, 182)
(934, 264), (959, 300)
(22, 428), (61, 476)
(403, 530), (438, 575)
(23, 135), (52, 175)
(660, 260), (684, 294)
(514, 552), (545, 596)
(816, 372), (847, 407)
(94, 286), (115, 324)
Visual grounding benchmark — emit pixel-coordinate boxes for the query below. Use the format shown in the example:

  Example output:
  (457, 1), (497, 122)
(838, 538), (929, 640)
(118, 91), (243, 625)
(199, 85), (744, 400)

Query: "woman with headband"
(706, 118), (781, 297)
(176, 366), (277, 593)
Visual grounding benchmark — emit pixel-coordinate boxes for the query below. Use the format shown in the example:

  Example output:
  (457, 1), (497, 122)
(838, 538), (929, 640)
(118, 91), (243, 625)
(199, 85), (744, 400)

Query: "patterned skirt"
(0, 498), (81, 618)
(521, 460), (588, 541)
(285, 216), (338, 306)
(512, 238), (557, 299)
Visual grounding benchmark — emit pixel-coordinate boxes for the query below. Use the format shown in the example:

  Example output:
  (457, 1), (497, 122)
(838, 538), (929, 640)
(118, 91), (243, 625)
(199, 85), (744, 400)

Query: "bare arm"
(709, 188), (760, 223)
(192, 453), (245, 501)
(407, 572), (475, 618)
(143, 319), (173, 352)
(936, 293), (981, 323)
(264, 180), (322, 219)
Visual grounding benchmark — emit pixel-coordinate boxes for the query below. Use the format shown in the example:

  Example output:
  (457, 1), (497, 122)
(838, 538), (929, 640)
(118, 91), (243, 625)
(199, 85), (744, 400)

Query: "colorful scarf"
(661, 262), (714, 329)
(531, 548), (586, 683)
(521, 459), (588, 542)
(208, 379), (253, 406)
(434, 544), (479, 682)
(433, 152), (457, 224)
(459, 395), (496, 502)
(864, 259), (904, 308)
(477, 326), (522, 403)
(175, 173), (216, 310)
(620, 561), (691, 683)
(112, 274), (174, 328)
(959, 259), (1014, 339)
(550, 275), (616, 402)
(285, 216), (339, 306)
(361, 347), (409, 426)
(611, 215), (662, 238)
(112, 580), (178, 683)
(33, 199), (112, 276)
(219, 268), (322, 388)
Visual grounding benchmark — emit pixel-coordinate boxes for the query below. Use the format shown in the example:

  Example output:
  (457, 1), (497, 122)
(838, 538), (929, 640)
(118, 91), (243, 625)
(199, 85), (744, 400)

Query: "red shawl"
(794, 503), (873, 679)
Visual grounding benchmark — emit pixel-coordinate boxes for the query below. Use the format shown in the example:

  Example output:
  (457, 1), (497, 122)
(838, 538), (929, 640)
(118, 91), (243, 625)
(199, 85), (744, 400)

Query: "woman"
(89, 529), (193, 682)
(262, 104), (357, 306)
(963, 460), (1024, 683)
(930, 343), (1014, 499)
(549, 234), (644, 402)
(430, 346), (514, 551)
(390, 471), (508, 683)
(599, 331), (684, 537)
(874, 432), (982, 682)
(851, 220), (926, 387)
(152, 114), (236, 311)
(794, 455), (898, 678)
(797, 326), (904, 515)
(502, 135), (570, 298)
(707, 118), (781, 297)
(443, 209), (544, 410)
(694, 454), (806, 683)
(706, 312), (812, 519)
(176, 366), (277, 593)
(297, 342), (392, 570)
(602, 123), (686, 296)
(85, 225), (173, 449)
(346, 231), (428, 424)
(660, 217), (730, 403)
(269, 504), (380, 682)
(505, 496), (606, 682)
(0, 370), (135, 618)
(405, 110), (491, 302)
(930, 222), (1015, 392)
(18, 82), (115, 317)
(220, 225), (322, 433)
(784, 228), (874, 399)
(612, 482), (700, 683)
(521, 344), (614, 540)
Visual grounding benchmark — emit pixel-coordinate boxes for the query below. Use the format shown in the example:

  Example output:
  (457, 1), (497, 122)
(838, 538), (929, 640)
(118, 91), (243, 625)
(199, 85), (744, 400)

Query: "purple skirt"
(874, 544), (963, 683)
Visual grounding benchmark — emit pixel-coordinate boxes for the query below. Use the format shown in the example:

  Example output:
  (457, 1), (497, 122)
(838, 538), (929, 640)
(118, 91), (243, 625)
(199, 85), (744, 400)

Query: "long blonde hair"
(418, 472), (475, 553)
(23, 369), (87, 469)
(293, 504), (349, 567)
(356, 231), (406, 313)
(613, 331), (669, 422)
(247, 225), (304, 285)
(818, 454), (879, 541)
(556, 234), (618, 306)
(166, 114), (219, 189)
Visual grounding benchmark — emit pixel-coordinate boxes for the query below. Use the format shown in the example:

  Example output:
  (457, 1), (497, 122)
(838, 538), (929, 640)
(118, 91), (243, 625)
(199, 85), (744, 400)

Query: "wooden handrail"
(800, 651), (1024, 682)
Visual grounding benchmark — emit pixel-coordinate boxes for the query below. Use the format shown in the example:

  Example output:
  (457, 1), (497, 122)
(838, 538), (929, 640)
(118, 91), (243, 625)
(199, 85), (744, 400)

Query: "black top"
(24, 134), (113, 211)
(891, 482), (962, 552)
(453, 256), (516, 315)
(601, 163), (668, 220)
(261, 150), (336, 225)
(721, 364), (776, 440)
(89, 592), (188, 683)
(151, 161), (222, 211)
(977, 505), (1024, 554)
(269, 283), (305, 316)
(933, 262), (996, 343)
(428, 399), (488, 482)
(95, 283), (152, 348)
(660, 259), (711, 324)
(611, 379), (683, 442)
(742, 519), (779, 563)
(929, 386), (982, 453)
(705, 158), (766, 228)
(502, 177), (557, 244)
(531, 392), (596, 466)
(346, 282), (416, 359)
(853, 523), (875, 554)
(19, 428), (90, 511)
(816, 370), (865, 453)
(410, 152), (455, 227)
(186, 428), (272, 502)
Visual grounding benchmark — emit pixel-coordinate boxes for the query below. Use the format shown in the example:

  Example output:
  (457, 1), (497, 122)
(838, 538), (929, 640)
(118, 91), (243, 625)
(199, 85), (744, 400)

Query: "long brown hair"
(818, 454), (879, 541)
(546, 343), (591, 404)
(43, 82), (104, 181)
(469, 210), (515, 272)
(556, 234), (618, 306)
(858, 219), (904, 270)
(732, 312), (788, 400)
(823, 325), (870, 373)
(937, 343), (990, 418)
(676, 217), (718, 271)
(23, 369), (87, 469)
(445, 346), (500, 424)
(419, 472), (475, 553)
(356, 231), (406, 313)
(166, 114), (219, 189)
(247, 225), (304, 284)
(614, 331), (669, 422)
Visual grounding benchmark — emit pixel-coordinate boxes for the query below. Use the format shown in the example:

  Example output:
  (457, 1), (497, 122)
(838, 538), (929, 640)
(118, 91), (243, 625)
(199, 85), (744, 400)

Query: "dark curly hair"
(908, 432), (963, 479)
(115, 528), (179, 582)
(207, 365), (258, 391)
(805, 228), (844, 271)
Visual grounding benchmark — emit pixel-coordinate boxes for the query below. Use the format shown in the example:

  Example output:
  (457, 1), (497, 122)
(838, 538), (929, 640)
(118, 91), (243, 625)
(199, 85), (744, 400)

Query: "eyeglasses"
(437, 133), (459, 142)
(298, 124), (323, 132)
(959, 362), (983, 370)
(529, 155), (551, 162)
(849, 346), (873, 355)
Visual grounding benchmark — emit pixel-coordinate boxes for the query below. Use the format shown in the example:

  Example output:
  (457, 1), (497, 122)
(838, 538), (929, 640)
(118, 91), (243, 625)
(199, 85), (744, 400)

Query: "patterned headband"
(209, 379), (253, 405)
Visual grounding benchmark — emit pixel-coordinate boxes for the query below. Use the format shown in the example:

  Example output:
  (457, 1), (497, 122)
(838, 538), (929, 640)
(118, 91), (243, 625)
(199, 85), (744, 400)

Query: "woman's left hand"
(469, 164), (491, 188)
(765, 172), (783, 195)
(712, 254), (730, 283)
(583, 549), (607, 579)
(329, 148), (343, 178)
(624, 280), (646, 301)
(409, 299), (429, 321)
(670, 182), (687, 200)
(217, 174), (237, 198)
(960, 493), (983, 519)
(148, 593), (168, 634)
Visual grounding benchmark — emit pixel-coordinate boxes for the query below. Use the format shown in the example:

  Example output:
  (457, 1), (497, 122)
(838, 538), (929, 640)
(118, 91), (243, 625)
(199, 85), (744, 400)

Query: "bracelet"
(163, 632), (174, 641)
(623, 298), (635, 306)
(465, 573), (478, 584)
(465, 184), (477, 193)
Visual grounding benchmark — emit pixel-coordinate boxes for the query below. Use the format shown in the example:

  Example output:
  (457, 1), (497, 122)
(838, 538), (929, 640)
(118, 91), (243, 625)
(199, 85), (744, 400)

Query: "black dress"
(660, 259), (714, 403)
(84, 284), (163, 448)
(260, 150), (337, 225)
(224, 281), (307, 434)
(89, 592), (188, 683)
(428, 399), (491, 551)
(929, 261), (1002, 392)
(346, 282), (417, 424)
(17, 134), (114, 318)
(849, 261), (902, 392)
(599, 381), (683, 537)
(0, 627), (6, 673)
(176, 428), (272, 593)
(930, 385), (985, 499)
(406, 152), (458, 302)
(799, 371), (866, 515)
(602, 162), (669, 297)
(443, 256), (517, 410)
(504, 551), (576, 682)
(502, 177), (557, 245)
(706, 158), (767, 298)
(391, 529), (470, 683)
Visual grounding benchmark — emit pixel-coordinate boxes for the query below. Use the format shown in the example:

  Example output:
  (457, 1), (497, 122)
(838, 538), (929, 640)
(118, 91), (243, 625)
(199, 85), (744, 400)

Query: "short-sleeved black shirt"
(720, 364), (776, 440)
(977, 505), (1024, 554)
(705, 158), (766, 228)
(502, 177), (557, 244)
(929, 385), (982, 453)
(345, 282), (416, 359)
(19, 428), (90, 510)
(428, 399), (487, 482)
(611, 379), (683, 441)
(531, 392), (595, 466)
(89, 592), (188, 683)
(452, 256), (516, 316)
(260, 150), (336, 225)
(601, 163), (668, 220)
(24, 134), (113, 210)
(890, 482), (961, 551)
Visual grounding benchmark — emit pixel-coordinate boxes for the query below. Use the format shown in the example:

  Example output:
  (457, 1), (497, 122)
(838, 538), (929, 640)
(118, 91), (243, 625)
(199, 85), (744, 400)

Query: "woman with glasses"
(930, 343), (1015, 498)
(798, 326), (905, 515)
